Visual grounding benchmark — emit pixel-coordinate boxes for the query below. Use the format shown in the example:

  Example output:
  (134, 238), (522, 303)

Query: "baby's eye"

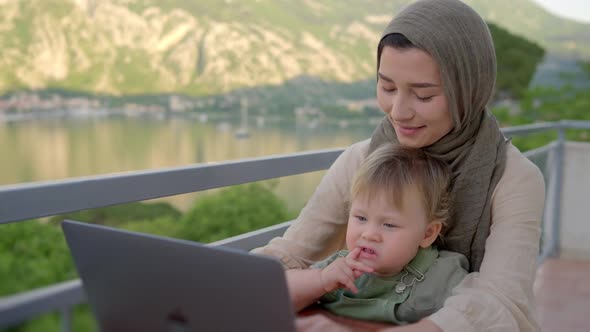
(355, 215), (367, 223)
(383, 223), (397, 229)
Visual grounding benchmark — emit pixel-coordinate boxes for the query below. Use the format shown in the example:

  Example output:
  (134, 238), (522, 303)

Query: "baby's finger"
(347, 259), (373, 273)
(349, 247), (362, 260)
(344, 278), (358, 293)
(345, 249), (363, 266)
(338, 262), (356, 281)
(353, 269), (364, 278)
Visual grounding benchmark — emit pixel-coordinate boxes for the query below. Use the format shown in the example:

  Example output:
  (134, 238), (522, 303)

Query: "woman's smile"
(395, 124), (426, 137)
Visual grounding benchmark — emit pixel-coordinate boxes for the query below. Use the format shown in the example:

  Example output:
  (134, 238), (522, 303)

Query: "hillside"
(464, 0), (590, 59)
(0, 0), (576, 96)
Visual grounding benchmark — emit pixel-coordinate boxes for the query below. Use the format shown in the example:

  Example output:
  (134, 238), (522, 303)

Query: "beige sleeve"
(428, 144), (546, 332)
(250, 140), (370, 269)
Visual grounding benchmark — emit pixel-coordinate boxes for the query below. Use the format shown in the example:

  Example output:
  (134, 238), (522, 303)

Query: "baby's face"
(345, 186), (433, 276)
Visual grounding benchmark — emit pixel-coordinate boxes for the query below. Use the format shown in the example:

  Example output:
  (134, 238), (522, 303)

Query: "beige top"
(252, 139), (545, 332)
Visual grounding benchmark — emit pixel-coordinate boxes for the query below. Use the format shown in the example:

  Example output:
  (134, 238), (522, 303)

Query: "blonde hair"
(352, 144), (451, 236)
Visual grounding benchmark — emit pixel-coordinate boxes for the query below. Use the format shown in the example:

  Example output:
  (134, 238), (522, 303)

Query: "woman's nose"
(390, 94), (413, 121)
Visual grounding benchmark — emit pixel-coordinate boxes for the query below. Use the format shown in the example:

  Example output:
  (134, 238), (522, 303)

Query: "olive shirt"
(252, 139), (545, 332)
(311, 247), (468, 325)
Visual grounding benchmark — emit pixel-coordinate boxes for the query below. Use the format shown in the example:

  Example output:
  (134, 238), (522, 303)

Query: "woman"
(253, 0), (545, 331)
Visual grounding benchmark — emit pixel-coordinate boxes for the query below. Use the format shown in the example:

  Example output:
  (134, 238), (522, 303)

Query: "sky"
(532, 0), (590, 23)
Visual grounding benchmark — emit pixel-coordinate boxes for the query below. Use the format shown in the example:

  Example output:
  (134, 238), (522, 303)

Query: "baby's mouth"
(359, 247), (377, 259)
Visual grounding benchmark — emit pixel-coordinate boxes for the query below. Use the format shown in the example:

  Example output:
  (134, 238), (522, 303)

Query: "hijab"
(369, 0), (508, 271)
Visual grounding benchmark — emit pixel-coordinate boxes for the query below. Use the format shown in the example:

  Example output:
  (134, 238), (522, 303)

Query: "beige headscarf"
(369, 0), (508, 272)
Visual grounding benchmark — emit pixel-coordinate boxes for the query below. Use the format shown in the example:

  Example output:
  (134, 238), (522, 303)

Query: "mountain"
(464, 0), (590, 59)
(0, 0), (585, 96)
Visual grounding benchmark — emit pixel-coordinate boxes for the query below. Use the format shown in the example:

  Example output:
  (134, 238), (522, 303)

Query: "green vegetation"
(48, 202), (181, 227)
(489, 22), (545, 98)
(0, 220), (74, 296)
(493, 60), (590, 151)
(465, 0), (590, 58)
(179, 182), (294, 243)
(1, 183), (295, 332)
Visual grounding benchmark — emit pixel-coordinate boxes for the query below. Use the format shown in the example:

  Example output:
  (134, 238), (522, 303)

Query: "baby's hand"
(319, 247), (373, 294)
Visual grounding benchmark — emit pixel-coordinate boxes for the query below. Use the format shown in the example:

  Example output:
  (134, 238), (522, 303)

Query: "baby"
(286, 144), (469, 324)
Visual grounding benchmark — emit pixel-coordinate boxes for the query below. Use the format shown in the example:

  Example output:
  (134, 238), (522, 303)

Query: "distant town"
(0, 90), (382, 124)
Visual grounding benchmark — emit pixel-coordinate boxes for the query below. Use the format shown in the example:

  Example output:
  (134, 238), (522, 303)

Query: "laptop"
(61, 220), (296, 332)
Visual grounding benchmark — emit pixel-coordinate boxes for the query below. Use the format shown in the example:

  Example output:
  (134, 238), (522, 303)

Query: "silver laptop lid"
(62, 220), (295, 332)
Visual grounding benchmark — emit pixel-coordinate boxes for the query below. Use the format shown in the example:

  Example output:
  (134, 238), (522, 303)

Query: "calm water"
(1, 116), (377, 212)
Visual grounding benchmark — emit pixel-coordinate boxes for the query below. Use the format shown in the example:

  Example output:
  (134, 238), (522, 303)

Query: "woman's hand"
(296, 315), (358, 332)
(383, 319), (443, 332)
(296, 314), (442, 332)
(320, 247), (374, 293)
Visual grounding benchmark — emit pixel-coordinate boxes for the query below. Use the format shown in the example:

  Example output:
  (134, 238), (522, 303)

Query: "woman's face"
(376, 46), (453, 148)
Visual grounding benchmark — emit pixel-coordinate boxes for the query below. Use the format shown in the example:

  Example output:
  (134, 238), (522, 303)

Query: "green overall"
(311, 247), (469, 324)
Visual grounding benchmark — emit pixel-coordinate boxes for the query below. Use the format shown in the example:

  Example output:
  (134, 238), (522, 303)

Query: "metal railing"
(2, 119), (588, 331)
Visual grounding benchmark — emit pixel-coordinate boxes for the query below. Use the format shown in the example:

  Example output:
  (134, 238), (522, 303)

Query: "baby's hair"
(351, 144), (451, 236)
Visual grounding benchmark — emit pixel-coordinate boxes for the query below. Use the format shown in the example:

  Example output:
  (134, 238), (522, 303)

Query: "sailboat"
(235, 97), (250, 139)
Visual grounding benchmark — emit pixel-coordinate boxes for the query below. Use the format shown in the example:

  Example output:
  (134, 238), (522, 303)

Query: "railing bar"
(210, 221), (291, 250)
(0, 280), (85, 329)
(560, 120), (590, 130)
(500, 122), (560, 136)
(3, 120), (586, 225)
(523, 142), (557, 159)
(0, 149), (344, 224)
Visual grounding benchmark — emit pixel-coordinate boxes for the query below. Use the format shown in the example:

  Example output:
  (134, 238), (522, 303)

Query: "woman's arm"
(426, 146), (545, 331)
(251, 140), (370, 268)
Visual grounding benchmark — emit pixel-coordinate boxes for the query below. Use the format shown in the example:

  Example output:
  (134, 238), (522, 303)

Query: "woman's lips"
(396, 124), (425, 136)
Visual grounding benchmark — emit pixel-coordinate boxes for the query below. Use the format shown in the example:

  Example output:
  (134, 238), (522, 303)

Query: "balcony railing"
(2, 119), (587, 331)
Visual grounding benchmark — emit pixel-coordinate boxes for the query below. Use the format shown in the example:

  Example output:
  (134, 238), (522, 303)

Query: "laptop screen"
(62, 220), (295, 332)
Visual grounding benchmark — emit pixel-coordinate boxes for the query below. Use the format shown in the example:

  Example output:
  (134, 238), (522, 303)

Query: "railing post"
(550, 121), (566, 257)
(60, 306), (72, 332)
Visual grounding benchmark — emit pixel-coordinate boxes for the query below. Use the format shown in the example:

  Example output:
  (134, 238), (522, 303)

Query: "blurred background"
(1, 0), (589, 330)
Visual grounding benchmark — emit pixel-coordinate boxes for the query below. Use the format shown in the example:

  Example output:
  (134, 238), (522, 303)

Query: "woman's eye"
(416, 95), (434, 102)
(355, 215), (367, 223)
(381, 86), (396, 93)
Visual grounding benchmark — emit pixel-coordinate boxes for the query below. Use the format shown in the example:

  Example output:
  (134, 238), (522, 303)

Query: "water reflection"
(1, 116), (376, 211)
